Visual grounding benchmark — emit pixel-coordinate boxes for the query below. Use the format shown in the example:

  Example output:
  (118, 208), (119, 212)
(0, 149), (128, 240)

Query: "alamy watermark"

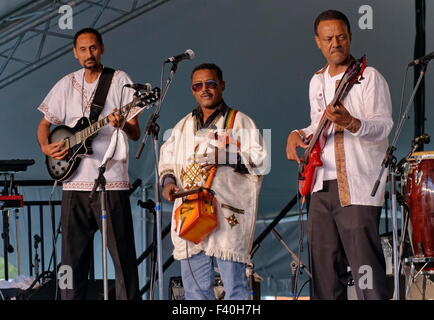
(358, 265), (373, 290)
(358, 5), (373, 30)
(58, 264), (73, 289)
(58, 5), (73, 30)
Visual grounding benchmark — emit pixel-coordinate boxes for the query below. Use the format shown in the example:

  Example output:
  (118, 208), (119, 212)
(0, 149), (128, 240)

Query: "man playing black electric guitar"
(36, 27), (140, 300)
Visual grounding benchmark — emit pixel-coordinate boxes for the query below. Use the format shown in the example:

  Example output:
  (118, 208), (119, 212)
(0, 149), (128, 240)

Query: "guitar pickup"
(63, 138), (70, 149)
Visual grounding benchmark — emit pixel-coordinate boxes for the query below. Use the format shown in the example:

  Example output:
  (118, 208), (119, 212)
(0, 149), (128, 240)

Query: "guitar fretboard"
(304, 77), (351, 156)
(75, 98), (137, 144)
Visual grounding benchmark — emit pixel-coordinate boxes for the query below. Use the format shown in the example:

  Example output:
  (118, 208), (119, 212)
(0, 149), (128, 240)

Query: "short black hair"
(191, 63), (223, 82)
(314, 10), (351, 36)
(73, 27), (103, 47)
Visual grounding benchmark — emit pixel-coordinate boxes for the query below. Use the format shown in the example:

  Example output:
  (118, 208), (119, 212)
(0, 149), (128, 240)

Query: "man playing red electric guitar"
(286, 10), (393, 300)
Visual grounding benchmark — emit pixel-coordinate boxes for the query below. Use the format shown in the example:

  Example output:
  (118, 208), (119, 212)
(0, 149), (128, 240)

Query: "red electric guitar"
(298, 55), (367, 197)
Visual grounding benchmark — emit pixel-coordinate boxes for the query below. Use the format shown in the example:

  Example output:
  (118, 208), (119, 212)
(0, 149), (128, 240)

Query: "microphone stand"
(90, 163), (109, 300)
(371, 62), (428, 300)
(89, 107), (130, 300)
(135, 61), (179, 300)
(271, 228), (312, 299)
(15, 208), (21, 276)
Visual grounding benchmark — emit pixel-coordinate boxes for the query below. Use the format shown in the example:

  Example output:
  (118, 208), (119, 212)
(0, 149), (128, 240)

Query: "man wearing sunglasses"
(286, 10), (392, 300)
(159, 63), (268, 300)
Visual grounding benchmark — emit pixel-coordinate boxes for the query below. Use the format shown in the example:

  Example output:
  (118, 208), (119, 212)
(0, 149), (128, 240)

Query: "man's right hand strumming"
(41, 140), (68, 160)
(37, 117), (67, 160)
(286, 130), (309, 164)
(162, 183), (180, 202)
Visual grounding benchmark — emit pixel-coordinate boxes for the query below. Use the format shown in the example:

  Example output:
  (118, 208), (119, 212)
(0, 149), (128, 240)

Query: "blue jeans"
(180, 251), (249, 300)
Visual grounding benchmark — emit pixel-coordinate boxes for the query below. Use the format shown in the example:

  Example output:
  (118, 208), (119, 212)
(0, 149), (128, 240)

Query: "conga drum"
(403, 151), (434, 258)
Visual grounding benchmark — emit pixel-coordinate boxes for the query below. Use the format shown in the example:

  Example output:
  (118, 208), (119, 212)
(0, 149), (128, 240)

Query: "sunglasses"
(191, 80), (218, 92)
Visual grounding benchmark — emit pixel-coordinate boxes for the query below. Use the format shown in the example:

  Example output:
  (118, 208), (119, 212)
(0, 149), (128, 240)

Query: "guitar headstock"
(342, 55), (367, 86)
(136, 87), (161, 108)
(332, 55), (367, 105)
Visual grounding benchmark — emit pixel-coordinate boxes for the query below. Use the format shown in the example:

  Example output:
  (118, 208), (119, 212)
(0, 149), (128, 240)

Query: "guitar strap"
(89, 67), (115, 124)
(223, 107), (238, 130)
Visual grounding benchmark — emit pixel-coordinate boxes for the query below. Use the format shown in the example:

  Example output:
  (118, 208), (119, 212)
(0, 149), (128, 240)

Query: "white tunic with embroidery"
(38, 68), (142, 191)
(159, 110), (268, 263)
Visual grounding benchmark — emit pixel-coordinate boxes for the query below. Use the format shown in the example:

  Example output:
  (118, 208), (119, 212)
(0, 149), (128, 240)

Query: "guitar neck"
(330, 80), (350, 107)
(304, 80), (351, 156)
(78, 98), (137, 140)
(305, 116), (330, 155)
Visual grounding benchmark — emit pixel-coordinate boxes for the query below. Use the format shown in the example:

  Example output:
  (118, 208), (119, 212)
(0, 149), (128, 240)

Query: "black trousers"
(307, 180), (389, 300)
(60, 190), (140, 300)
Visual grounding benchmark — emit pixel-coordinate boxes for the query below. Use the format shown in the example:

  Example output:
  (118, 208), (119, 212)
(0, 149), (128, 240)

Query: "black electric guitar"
(46, 87), (160, 181)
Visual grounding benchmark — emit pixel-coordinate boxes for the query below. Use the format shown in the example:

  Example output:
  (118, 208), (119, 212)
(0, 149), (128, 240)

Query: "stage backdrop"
(0, 0), (433, 299)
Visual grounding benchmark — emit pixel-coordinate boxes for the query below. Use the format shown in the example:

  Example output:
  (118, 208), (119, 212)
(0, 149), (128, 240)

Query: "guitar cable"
(294, 164), (308, 300)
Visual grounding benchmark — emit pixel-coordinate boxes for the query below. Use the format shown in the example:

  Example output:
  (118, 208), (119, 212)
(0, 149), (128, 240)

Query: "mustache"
(85, 58), (96, 63)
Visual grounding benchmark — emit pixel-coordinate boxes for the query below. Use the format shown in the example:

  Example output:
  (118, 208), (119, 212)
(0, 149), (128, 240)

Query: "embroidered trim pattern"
(225, 214), (240, 228)
(38, 103), (62, 124)
(180, 162), (211, 190)
(69, 72), (92, 113)
(334, 124), (351, 206)
(63, 181), (130, 190)
(344, 117), (361, 133)
(221, 203), (245, 214)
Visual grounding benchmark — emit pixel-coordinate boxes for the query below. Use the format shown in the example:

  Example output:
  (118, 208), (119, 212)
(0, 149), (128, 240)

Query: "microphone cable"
(185, 244), (212, 300)
(397, 65), (411, 124)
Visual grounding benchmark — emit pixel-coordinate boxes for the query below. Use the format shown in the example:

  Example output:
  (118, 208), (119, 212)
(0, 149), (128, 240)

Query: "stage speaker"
(16, 279), (116, 300)
(169, 276), (261, 300)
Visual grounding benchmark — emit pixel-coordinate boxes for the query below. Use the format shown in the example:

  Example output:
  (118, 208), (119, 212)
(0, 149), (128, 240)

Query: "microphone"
(408, 51), (434, 66)
(125, 83), (152, 91)
(164, 49), (195, 63)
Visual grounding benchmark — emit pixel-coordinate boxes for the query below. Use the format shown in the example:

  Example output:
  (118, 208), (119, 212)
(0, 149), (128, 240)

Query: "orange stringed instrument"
(172, 165), (218, 244)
